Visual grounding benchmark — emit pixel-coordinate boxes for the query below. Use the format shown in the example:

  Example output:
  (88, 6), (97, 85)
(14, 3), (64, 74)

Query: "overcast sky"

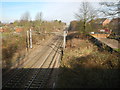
(0, 0), (118, 24)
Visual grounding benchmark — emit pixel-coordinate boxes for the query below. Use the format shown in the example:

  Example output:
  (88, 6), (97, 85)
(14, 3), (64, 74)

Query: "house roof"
(94, 18), (107, 24)
(15, 27), (24, 33)
(88, 18), (107, 24)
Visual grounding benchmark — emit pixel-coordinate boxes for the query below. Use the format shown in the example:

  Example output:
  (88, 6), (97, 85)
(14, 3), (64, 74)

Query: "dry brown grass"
(2, 21), (65, 71)
(2, 32), (53, 69)
(2, 33), (26, 68)
(57, 32), (120, 88)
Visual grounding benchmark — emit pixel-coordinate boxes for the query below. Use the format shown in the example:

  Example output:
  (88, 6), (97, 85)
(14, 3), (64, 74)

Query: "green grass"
(114, 48), (120, 52)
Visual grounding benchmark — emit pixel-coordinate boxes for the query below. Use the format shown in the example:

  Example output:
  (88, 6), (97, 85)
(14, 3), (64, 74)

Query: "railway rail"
(2, 34), (63, 89)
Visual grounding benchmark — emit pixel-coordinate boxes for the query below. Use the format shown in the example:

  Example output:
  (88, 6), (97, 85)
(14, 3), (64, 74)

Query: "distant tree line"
(69, 1), (120, 36)
(4, 11), (66, 33)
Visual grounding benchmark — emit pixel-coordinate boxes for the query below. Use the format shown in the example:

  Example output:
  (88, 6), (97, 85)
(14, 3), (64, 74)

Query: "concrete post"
(63, 30), (66, 49)
(27, 30), (29, 49)
(29, 29), (32, 49)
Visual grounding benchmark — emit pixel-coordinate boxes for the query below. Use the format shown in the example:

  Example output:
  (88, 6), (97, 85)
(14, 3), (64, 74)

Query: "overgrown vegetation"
(114, 48), (120, 53)
(75, 2), (97, 34)
(2, 19), (65, 69)
(57, 31), (120, 88)
(70, 2), (120, 37)
(2, 32), (26, 69)
(69, 19), (102, 35)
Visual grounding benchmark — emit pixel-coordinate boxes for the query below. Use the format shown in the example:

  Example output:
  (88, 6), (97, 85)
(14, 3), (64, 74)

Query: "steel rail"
(25, 36), (63, 89)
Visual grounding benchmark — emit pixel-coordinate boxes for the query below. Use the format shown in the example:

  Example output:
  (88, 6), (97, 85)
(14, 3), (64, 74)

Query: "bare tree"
(34, 12), (43, 32)
(20, 11), (31, 21)
(20, 11), (31, 30)
(75, 2), (97, 33)
(99, 1), (120, 18)
(35, 12), (43, 22)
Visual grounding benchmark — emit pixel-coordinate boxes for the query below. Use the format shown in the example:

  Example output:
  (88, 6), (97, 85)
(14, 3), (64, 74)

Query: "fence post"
(29, 28), (32, 49)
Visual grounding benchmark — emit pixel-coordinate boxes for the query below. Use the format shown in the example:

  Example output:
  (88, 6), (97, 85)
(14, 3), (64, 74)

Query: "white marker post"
(27, 30), (30, 50)
(63, 30), (67, 49)
(29, 29), (32, 49)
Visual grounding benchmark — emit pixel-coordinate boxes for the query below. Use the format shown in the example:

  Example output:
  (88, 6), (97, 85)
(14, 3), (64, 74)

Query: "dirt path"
(97, 38), (119, 49)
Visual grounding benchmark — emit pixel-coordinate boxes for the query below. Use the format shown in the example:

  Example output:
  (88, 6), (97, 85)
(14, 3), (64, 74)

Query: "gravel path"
(97, 38), (119, 49)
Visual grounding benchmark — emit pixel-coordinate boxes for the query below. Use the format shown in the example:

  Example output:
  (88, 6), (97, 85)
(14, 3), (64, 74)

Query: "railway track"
(2, 34), (63, 89)
(2, 36), (55, 84)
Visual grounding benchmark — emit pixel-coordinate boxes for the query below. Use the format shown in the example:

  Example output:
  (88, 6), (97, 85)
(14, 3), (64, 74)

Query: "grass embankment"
(114, 48), (120, 53)
(2, 32), (26, 69)
(2, 32), (52, 70)
(2, 21), (65, 71)
(57, 31), (120, 88)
